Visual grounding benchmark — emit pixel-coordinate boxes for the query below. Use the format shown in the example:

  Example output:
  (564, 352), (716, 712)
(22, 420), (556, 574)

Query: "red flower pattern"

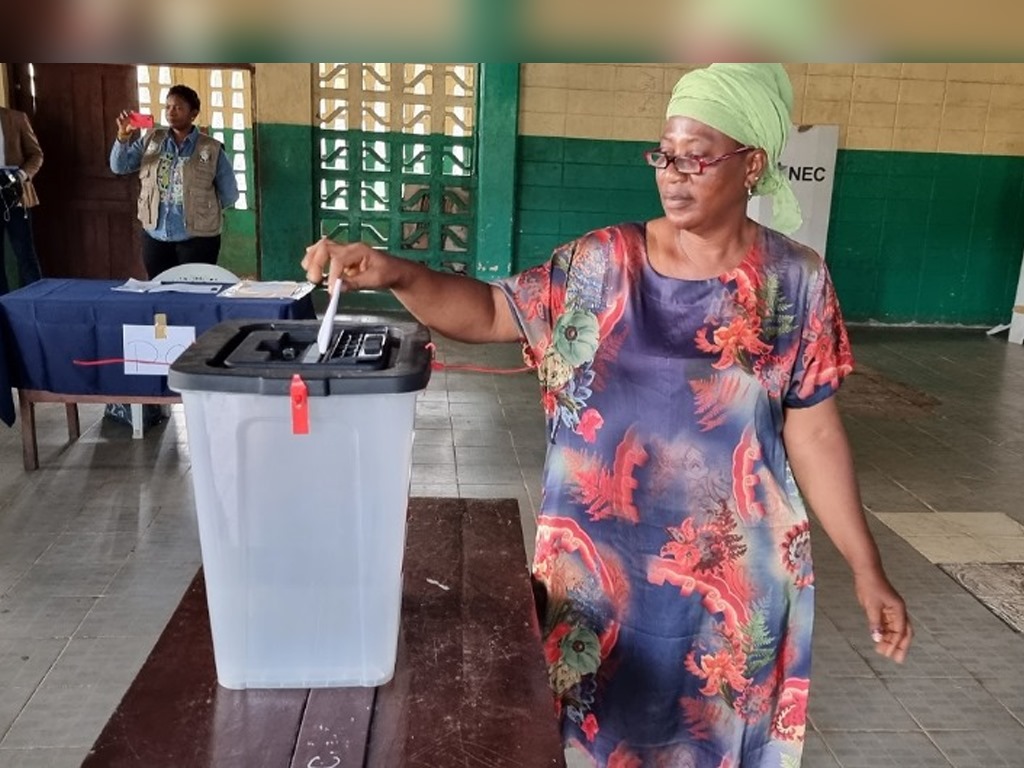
(577, 408), (604, 443)
(695, 315), (772, 371)
(795, 275), (854, 399)
(607, 743), (642, 768)
(686, 647), (750, 696)
(771, 677), (809, 742)
(781, 521), (814, 588)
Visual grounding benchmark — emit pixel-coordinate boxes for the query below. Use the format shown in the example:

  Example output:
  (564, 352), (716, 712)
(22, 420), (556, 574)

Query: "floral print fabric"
(495, 223), (853, 767)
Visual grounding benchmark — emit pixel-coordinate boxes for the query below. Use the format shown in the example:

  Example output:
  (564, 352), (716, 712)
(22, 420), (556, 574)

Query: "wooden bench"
(83, 497), (566, 767)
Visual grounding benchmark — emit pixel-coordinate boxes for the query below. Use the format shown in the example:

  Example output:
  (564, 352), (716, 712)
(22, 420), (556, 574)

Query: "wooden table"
(83, 498), (566, 767)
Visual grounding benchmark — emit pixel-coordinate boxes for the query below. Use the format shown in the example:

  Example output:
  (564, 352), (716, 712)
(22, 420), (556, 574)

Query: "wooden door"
(10, 64), (144, 279)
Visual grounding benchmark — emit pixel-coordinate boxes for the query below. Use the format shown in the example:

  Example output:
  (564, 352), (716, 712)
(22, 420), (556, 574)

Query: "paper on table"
(112, 279), (221, 294)
(112, 278), (159, 293)
(122, 324), (196, 376)
(218, 281), (316, 300)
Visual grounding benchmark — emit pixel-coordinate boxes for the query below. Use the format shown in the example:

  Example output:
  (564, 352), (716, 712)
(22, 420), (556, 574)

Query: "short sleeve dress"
(495, 222), (854, 768)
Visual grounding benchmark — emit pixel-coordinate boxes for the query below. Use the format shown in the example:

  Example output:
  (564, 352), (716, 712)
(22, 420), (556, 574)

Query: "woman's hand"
(853, 569), (913, 663)
(300, 236), (519, 343)
(301, 237), (406, 294)
(115, 110), (136, 142)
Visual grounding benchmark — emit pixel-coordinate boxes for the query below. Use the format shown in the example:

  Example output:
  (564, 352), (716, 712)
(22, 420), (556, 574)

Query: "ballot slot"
(221, 326), (390, 369)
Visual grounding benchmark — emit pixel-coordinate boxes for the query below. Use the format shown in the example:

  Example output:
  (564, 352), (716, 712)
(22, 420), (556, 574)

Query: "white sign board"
(122, 324), (195, 376)
(747, 124), (840, 259)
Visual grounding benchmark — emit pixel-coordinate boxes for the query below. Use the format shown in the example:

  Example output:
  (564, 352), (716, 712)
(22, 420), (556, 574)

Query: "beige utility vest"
(137, 129), (224, 237)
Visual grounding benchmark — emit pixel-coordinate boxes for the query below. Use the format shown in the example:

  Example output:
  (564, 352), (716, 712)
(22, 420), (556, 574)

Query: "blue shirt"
(110, 126), (240, 241)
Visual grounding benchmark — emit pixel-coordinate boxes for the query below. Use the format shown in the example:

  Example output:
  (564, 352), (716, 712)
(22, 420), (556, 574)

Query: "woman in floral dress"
(302, 64), (913, 767)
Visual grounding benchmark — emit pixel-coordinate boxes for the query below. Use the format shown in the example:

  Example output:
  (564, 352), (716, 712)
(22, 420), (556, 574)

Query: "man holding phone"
(110, 84), (239, 278)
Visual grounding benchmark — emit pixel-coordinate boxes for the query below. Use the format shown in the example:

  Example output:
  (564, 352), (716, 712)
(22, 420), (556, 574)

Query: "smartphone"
(128, 112), (155, 129)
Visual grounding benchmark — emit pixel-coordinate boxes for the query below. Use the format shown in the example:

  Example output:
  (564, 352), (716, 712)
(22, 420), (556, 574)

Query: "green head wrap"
(665, 63), (801, 234)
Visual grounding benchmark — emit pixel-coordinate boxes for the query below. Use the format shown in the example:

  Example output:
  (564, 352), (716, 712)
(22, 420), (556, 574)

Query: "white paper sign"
(122, 324), (196, 376)
(748, 124), (840, 259)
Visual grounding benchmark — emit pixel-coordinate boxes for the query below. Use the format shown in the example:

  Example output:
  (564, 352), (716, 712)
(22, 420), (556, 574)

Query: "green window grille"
(314, 64), (476, 274)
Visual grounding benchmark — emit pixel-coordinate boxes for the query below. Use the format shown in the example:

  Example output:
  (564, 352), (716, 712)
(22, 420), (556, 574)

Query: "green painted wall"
(252, 92), (1022, 325)
(220, 209), (257, 278)
(217, 127), (258, 278)
(515, 136), (1024, 326)
(474, 63), (519, 277)
(827, 151), (1024, 325)
(256, 122), (315, 281)
(516, 136), (661, 272)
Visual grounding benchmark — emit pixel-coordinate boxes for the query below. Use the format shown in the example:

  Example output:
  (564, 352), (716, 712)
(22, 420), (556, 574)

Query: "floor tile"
(801, 729), (841, 767)
(0, 596), (95, 640)
(810, 616), (876, 678)
(60, 504), (159, 535)
(411, 428), (456, 446)
(938, 562), (1024, 632)
(935, 512), (1024, 536)
(977, 676), (1024, 721)
(809, 676), (917, 731)
(872, 512), (961, 537)
(409, 483), (459, 498)
(455, 463), (526, 484)
(983, 536), (1024, 561)
(884, 676), (1021, 731)
(412, 443), (456, 464)
(1, 684), (127, 749)
(0, 746), (89, 768)
(901, 535), (1002, 564)
(33, 532), (139, 566)
(42, 637), (153, 688)
(5, 562), (120, 600)
(74, 593), (178, 640)
(0, 689), (33, 739)
(102, 559), (197, 599)
(411, 464), (458, 485)
(818, 731), (951, 767)
(930, 729), (1024, 767)
(0, 640), (65, 690)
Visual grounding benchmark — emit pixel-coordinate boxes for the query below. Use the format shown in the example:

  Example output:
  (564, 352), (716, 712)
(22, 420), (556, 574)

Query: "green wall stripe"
(829, 150), (1024, 324)
(514, 136), (1024, 325)
(256, 122), (315, 281)
(515, 136), (661, 272)
(473, 63), (520, 278)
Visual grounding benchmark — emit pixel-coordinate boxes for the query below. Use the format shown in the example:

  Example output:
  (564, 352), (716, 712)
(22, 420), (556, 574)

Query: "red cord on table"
(74, 358), (158, 366)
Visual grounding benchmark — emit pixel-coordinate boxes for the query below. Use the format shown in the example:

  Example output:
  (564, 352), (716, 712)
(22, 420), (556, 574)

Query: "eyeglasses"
(643, 146), (755, 175)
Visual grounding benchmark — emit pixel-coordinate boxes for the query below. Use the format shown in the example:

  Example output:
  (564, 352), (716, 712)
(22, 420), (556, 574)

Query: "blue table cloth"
(0, 279), (316, 426)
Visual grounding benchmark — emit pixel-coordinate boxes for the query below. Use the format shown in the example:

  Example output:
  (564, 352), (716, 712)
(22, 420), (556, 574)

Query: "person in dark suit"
(0, 106), (44, 295)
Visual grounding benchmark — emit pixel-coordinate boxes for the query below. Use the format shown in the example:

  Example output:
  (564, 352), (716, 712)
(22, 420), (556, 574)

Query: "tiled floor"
(0, 326), (1022, 767)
